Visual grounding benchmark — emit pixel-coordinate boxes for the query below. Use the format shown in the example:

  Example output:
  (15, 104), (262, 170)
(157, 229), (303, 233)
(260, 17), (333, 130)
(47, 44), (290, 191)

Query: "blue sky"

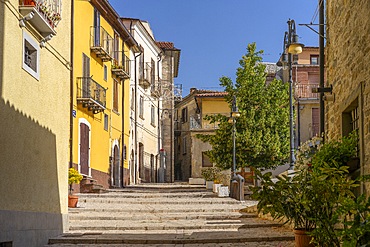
(109, 0), (320, 95)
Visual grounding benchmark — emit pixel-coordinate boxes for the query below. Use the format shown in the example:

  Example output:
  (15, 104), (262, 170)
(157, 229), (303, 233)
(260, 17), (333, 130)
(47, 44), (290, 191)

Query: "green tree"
(197, 43), (290, 170)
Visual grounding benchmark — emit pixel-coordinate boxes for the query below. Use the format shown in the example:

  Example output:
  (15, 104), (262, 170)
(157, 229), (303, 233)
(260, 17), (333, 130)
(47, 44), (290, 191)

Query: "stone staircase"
(47, 184), (294, 246)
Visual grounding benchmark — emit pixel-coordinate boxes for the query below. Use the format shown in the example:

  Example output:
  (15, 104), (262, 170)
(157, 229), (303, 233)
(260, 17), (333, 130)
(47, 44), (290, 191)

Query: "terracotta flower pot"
(294, 229), (314, 247)
(68, 195), (79, 208)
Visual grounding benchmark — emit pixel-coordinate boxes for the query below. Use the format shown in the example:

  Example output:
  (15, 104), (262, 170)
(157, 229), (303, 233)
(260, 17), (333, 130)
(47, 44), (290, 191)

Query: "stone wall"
(326, 0), (370, 194)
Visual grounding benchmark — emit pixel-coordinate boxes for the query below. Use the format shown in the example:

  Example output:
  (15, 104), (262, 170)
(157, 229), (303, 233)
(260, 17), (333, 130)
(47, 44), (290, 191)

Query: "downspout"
(69, 0), (74, 169)
(170, 50), (174, 182)
(121, 64), (125, 187)
(157, 52), (162, 183)
(134, 50), (141, 184)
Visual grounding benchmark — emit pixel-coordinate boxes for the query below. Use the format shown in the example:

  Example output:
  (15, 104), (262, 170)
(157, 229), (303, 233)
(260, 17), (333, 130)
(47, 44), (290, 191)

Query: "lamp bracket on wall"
(299, 23), (327, 40)
(312, 84), (332, 93)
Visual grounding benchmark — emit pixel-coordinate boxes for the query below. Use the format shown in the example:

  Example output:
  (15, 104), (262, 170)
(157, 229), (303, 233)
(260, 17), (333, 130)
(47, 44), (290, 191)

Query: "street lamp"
(278, 19), (304, 169)
(229, 95), (240, 197)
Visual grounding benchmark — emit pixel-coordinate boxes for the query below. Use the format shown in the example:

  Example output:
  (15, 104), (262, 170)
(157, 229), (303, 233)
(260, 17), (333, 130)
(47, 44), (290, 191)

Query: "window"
(131, 88), (135, 110)
(182, 136), (187, 154)
(113, 32), (119, 61)
(151, 58), (155, 85)
(181, 107), (188, 123)
(22, 30), (40, 80)
(311, 108), (319, 137)
(139, 95), (144, 118)
(342, 99), (360, 158)
(310, 55), (319, 65)
(103, 65), (107, 81)
(151, 105), (155, 126)
(104, 114), (108, 131)
(113, 79), (119, 112)
(202, 152), (212, 167)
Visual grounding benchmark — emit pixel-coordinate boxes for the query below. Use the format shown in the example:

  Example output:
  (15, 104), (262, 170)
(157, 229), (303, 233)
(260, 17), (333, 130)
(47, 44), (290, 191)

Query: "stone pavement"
(47, 183), (294, 246)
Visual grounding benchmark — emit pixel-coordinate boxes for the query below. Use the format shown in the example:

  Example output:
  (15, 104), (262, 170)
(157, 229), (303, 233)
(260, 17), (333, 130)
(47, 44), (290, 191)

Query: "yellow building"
(72, 0), (138, 189)
(0, 0), (71, 246)
(174, 89), (230, 182)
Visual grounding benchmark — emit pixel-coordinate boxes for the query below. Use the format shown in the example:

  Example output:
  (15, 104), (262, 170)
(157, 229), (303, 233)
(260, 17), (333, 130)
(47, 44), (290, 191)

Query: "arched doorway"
(112, 144), (120, 187)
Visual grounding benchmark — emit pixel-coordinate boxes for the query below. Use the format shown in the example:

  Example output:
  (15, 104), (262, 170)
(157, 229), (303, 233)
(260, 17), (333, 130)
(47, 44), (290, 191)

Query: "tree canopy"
(197, 43), (290, 170)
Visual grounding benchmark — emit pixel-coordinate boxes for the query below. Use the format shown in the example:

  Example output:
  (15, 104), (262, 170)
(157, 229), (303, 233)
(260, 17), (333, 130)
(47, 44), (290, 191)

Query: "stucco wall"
(326, 0), (370, 194)
(0, 0), (71, 245)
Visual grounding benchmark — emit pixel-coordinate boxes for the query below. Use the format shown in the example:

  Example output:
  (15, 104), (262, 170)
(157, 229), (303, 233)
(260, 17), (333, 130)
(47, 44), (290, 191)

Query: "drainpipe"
(121, 65), (125, 187)
(69, 0), (74, 169)
(157, 52), (162, 183)
(134, 50), (141, 184)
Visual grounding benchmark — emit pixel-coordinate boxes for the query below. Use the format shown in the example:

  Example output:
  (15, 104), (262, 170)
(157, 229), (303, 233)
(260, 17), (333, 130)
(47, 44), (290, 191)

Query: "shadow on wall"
(0, 99), (64, 246)
(0, 5), (64, 246)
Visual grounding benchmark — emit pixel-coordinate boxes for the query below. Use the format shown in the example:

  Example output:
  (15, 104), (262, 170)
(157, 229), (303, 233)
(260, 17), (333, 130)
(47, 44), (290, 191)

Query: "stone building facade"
(174, 89), (229, 182)
(326, 0), (370, 194)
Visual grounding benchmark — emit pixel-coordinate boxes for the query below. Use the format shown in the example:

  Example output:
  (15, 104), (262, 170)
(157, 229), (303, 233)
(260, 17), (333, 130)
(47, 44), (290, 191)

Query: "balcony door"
(93, 8), (100, 46)
(82, 53), (90, 98)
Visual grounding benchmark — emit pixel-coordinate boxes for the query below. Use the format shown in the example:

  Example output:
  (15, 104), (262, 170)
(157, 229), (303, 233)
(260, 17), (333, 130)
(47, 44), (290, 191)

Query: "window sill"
(113, 109), (120, 116)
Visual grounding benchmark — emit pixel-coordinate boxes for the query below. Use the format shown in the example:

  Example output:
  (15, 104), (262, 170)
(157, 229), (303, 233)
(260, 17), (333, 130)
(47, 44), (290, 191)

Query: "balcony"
(112, 52), (130, 79)
(19, 0), (62, 38)
(139, 62), (152, 89)
(76, 77), (106, 114)
(90, 26), (113, 62)
(295, 83), (319, 99)
(150, 80), (161, 97)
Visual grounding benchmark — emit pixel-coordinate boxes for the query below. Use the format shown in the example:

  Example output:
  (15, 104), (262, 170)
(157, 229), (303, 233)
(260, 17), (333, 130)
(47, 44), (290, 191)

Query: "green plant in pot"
(201, 167), (221, 190)
(252, 132), (364, 247)
(68, 167), (83, 208)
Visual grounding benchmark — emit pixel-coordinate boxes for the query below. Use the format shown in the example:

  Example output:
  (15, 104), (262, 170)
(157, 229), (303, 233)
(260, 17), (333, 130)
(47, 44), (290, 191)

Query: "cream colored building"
(122, 18), (162, 183)
(0, 0), (71, 246)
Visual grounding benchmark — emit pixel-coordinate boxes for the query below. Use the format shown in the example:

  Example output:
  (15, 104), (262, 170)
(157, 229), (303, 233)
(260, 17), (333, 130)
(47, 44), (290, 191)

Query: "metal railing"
(139, 62), (152, 88)
(190, 115), (201, 130)
(90, 26), (113, 61)
(295, 83), (319, 99)
(112, 51), (130, 78)
(76, 77), (106, 107)
(19, 0), (62, 28)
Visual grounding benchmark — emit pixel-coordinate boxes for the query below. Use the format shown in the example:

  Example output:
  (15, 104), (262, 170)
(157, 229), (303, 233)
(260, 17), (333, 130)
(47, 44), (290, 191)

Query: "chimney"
(190, 88), (197, 94)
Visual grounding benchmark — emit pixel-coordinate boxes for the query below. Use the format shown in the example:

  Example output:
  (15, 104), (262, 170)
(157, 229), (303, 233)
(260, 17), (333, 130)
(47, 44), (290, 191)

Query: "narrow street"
(47, 184), (294, 246)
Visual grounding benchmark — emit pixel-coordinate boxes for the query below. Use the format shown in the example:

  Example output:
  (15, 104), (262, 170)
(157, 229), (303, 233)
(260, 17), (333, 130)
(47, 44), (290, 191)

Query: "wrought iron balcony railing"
(295, 83), (319, 99)
(76, 77), (106, 114)
(139, 62), (152, 89)
(112, 52), (130, 79)
(90, 26), (113, 62)
(19, 0), (62, 37)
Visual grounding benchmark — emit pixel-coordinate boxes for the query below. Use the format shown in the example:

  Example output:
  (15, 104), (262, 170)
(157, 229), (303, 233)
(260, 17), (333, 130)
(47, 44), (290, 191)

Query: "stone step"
(48, 228), (294, 245)
(46, 241), (295, 247)
(76, 192), (214, 199)
(68, 212), (257, 221)
(68, 219), (283, 232)
(77, 197), (245, 205)
(68, 207), (243, 214)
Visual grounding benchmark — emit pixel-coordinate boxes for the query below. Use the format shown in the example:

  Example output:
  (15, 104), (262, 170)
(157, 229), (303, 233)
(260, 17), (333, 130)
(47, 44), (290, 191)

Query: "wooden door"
(80, 123), (90, 175)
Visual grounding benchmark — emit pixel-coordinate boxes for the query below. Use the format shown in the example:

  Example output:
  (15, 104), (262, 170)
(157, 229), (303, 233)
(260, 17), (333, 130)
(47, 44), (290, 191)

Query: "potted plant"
(68, 167), (83, 208)
(201, 167), (221, 190)
(251, 132), (361, 247)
